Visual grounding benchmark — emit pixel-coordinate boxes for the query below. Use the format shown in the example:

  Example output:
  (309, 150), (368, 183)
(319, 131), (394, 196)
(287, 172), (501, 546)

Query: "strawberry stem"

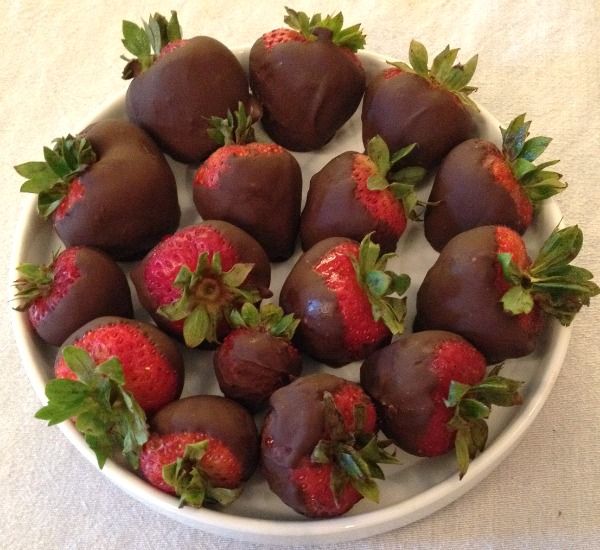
(207, 102), (256, 146)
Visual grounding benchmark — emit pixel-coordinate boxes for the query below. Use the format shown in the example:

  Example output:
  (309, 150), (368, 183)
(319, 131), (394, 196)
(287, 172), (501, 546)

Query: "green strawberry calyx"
(365, 135), (429, 220)
(309, 391), (399, 504)
(388, 39), (478, 111)
(500, 113), (567, 204)
(498, 224), (599, 325)
(35, 346), (148, 470)
(284, 7), (366, 52)
(14, 135), (96, 219)
(207, 101), (256, 146)
(228, 301), (299, 341)
(445, 364), (523, 479)
(349, 233), (411, 335)
(13, 252), (58, 311)
(157, 252), (263, 347)
(162, 440), (242, 508)
(121, 11), (182, 79)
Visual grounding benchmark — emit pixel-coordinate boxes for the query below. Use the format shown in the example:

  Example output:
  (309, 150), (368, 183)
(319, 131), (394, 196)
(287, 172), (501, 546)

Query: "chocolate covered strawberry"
(54, 317), (184, 414)
(13, 246), (132, 346)
(301, 136), (426, 252)
(361, 331), (522, 478)
(362, 40), (478, 168)
(249, 8), (366, 151)
(140, 396), (259, 508)
(193, 103), (302, 261)
(14, 119), (180, 260)
(214, 302), (301, 411)
(122, 11), (257, 163)
(425, 114), (568, 251)
(416, 225), (599, 362)
(280, 234), (410, 366)
(131, 221), (271, 347)
(262, 373), (398, 517)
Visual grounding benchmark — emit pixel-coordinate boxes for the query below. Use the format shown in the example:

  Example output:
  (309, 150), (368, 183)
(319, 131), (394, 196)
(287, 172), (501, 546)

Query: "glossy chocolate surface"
(55, 119), (180, 261)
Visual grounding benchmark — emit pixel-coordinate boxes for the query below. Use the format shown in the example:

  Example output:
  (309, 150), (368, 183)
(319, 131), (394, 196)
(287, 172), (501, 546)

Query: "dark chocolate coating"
(361, 70), (475, 168)
(425, 139), (526, 251)
(126, 36), (252, 163)
(194, 147), (302, 261)
(214, 329), (302, 411)
(261, 373), (348, 515)
(249, 29), (366, 151)
(55, 119), (180, 261)
(361, 331), (469, 456)
(415, 226), (538, 362)
(280, 237), (387, 366)
(130, 220), (271, 339)
(151, 395), (259, 481)
(300, 151), (400, 253)
(58, 316), (185, 402)
(34, 247), (133, 346)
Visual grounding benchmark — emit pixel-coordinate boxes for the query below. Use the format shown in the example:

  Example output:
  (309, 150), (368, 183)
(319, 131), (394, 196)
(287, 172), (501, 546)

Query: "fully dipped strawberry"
(261, 373), (398, 518)
(416, 225), (599, 362)
(362, 40), (478, 168)
(193, 103), (302, 261)
(15, 119), (180, 260)
(249, 8), (366, 151)
(425, 114), (568, 251)
(140, 396), (259, 508)
(13, 246), (132, 346)
(279, 234), (410, 366)
(214, 302), (302, 411)
(122, 11), (257, 163)
(301, 136), (426, 253)
(361, 331), (522, 478)
(131, 221), (271, 347)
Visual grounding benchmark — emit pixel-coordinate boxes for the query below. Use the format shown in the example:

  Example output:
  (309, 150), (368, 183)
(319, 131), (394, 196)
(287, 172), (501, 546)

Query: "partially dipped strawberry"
(249, 7), (366, 151)
(362, 40), (478, 168)
(140, 396), (259, 508)
(214, 302), (302, 411)
(361, 331), (522, 478)
(301, 136), (426, 253)
(193, 103), (302, 261)
(15, 119), (180, 260)
(416, 225), (599, 362)
(131, 221), (271, 347)
(261, 373), (398, 518)
(280, 234), (410, 366)
(54, 317), (184, 415)
(122, 11), (257, 163)
(13, 246), (132, 346)
(425, 114), (568, 251)
(37, 345), (149, 469)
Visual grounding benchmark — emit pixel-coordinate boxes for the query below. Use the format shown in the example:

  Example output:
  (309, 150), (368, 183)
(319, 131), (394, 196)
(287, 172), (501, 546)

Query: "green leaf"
(500, 285), (534, 315)
(454, 428), (471, 480)
(222, 263), (254, 289)
(497, 252), (524, 285)
(311, 440), (332, 464)
(390, 273), (411, 295)
(35, 379), (89, 424)
(459, 398), (490, 419)
(206, 486), (242, 507)
(389, 143), (417, 165)
(366, 270), (392, 297)
(520, 136), (552, 162)
(501, 113), (530, 160)
(511, 157), (538, 180)
(167, 11), (182, 41)
(366, 174), (389, 190)
(240, 302), (260, 326)
(157, 292), (193, 321)
(97, 357), (125, 385)
(366, 135), (391, 177)
(183, 306), (210, 347)
(350, 476), (380, 503)
(389, 166), (426, 185)
(530, 225), (583, 276)
(444, 381), (471, 408)
(62, 345), (97, 384)
(408, 40), (428, 76)
(122, 20), (151, 57)
(270, 313), (300, 339)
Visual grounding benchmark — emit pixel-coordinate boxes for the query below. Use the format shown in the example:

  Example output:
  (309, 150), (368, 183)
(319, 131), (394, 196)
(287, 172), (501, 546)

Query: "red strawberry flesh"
(261, 28), (307, 49)
(54, 178), (85, 222)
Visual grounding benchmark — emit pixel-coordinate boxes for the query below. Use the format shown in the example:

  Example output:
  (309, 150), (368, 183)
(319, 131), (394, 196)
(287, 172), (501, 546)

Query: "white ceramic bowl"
(11, 49), (570, 545)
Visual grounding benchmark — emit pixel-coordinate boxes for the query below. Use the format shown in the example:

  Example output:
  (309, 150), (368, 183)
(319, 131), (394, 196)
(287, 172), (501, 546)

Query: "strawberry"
(121, 11), (258, 163)
(14, 119), (180, 260)
(300, 136), (426, 253)
(279, 234), (410, 366)
(362, 40), (478, 168)
(54, 317), (184, 414)
(193, 103), (302, 261)
(361, 331), (523, 478)
(13, 246), (132, 346)
(261, 373), (398, 518)
(214, 302), (302, 411)
(249, 7), (366, 151)
(425, 114), (568, 251)
(139, 395), (259, 508)
(130, 221), (271, 347)
(416, 225), (599, 362)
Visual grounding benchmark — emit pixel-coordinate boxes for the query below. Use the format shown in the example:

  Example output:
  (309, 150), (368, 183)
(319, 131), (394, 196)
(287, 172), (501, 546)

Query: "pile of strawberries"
(14, 8), (598, 520)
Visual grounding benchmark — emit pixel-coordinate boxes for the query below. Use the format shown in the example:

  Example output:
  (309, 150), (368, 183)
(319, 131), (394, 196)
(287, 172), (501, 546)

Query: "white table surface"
(2, 1), (599, 548)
